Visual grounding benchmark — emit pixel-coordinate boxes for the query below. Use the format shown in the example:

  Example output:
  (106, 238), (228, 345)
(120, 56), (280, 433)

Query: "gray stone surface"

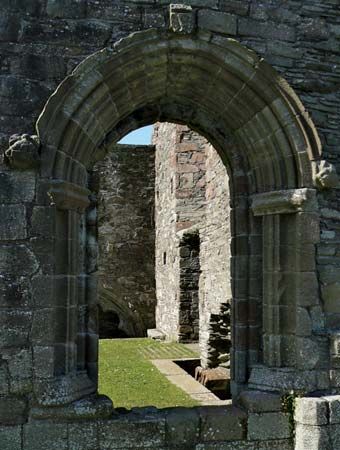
(98, 417), (166, 449)
(0, 205), (26, 240)
(248, 412), (291, 440)
(199, 406), (246, 442)
(238, 390), (282, 413)
(295, 423), (331, 450)
(165, 407), (200, 445)
(0, 425), (22, 450)
(295, 397), (328, 426)
(93, 144), (156, 337)
(24, 421), (68, 450)
(0, 1), (340, 448)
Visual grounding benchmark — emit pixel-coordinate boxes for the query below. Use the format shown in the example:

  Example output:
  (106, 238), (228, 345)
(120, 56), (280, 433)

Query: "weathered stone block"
(33, 346), (55, 379)
(257, 441), (293, 450)
(0, 397), (27, 425)
(0, 205), (26, 240)
(0, 362), (10, 395)
(295, 397), (328, 426)
(239, 18), (296, 42)
(0, 14), (20, 42)
(199, 406), (246, 442)
(219, 0), (249, 16)
(319, 266), (340, 285)
(68, 422), (98, 450)
(0, 172), (36, 204)
(5, 348), (33, 394)
(0, 310), (32, 347)
(0, 275), (31, 309)
(165, 407), (200, 445)
(0, 245), (39, 277)
(295, 423), (331, 450)
(296, 307), (312, 336)
(248, 412), (290, 440)
(29, 238), (55, 275)
(322, 396), (340, 424)
(195, 442), (255, 450)
(322, 283), (340, 313)
(46, 0), (87, 18)
(24, 421), (68, 450)
(238, 390), (282, 413)
(31, 308), (68, 345)
(296, 337), (329, 370)
(198, 10), (237, 35)
(31, 206), (56, 237)
(0, 425), (22, 450)
(98, 417), (166, 449)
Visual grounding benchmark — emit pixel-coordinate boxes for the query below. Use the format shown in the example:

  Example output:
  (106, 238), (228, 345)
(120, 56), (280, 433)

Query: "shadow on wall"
(98, 306), (128, 339)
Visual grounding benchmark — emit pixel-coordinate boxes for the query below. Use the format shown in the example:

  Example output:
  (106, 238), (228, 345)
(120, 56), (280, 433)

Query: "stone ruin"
(1, 1), (340, 449)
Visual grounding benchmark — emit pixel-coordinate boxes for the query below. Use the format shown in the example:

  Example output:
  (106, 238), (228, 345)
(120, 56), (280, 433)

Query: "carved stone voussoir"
(5, 133), (40, 170)
(169, 4), (195, 34)
(251, 188), (317, 216)
(312, 159), (339, 190)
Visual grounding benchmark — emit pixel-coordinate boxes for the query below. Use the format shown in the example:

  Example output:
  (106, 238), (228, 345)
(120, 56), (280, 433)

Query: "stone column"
(32, 180), (96, 407)
(248, 188), (326, 393)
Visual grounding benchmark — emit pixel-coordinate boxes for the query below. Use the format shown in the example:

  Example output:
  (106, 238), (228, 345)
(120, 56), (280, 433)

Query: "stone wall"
(1, 1), (340, 449)
(92, 144), (156, 338)
(154, 123), (180, 340)
(154, 123), (231, 368)
(199, 142), (232, 369)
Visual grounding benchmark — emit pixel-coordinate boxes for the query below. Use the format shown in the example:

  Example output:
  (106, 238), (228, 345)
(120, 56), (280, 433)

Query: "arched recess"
(34, 28), (322, 406)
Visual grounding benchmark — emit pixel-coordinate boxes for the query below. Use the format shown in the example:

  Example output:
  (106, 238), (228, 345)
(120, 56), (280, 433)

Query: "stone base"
(34, 372), (96, 406)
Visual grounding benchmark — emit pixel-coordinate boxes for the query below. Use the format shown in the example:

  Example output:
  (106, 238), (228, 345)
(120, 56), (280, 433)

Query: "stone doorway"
(31, 27), (322, 409)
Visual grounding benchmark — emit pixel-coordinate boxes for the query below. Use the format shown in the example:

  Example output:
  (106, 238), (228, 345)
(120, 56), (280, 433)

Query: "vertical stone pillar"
(249, 189), (326, 391)
(32, 180), (96, 406)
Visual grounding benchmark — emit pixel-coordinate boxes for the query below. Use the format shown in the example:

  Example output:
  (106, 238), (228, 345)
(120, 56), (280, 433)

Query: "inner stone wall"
(154, 123), (231, 368)
(200, 142), (232, 369)
(92, 144), (156, 338)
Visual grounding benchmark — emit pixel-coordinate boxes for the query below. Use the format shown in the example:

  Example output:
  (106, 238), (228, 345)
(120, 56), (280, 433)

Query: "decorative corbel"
(5, 134), (40, 170)
(312, 159), (339, 190)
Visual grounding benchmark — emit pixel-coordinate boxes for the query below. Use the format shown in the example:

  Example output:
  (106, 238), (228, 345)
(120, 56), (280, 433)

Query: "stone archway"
(33, 25), (322, 406)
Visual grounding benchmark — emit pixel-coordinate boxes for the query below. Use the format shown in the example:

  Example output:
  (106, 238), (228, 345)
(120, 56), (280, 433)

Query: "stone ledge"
(48, 180), (91, 212)
(251, 188), (317, 216)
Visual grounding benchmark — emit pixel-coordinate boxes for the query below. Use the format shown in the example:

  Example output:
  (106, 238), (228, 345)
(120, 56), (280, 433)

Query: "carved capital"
(5, 134), (40, 170)
(169, 4), (195, 34)
(312, 159), (339, 190)
(251, 188), (317, 216)
(48, 180), (91, 212)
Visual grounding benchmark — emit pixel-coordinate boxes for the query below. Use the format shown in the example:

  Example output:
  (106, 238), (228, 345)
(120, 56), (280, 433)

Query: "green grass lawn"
(98, 338), (200, 409)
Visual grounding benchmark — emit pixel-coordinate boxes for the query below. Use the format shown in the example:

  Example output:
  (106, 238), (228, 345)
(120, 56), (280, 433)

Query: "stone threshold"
(151, 358), (231, 406)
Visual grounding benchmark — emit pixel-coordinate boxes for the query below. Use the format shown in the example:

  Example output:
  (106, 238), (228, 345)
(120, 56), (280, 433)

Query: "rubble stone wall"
(93, 144), (156, 338)
(199, 142), (232, 369)
(154, 123), (231, 368)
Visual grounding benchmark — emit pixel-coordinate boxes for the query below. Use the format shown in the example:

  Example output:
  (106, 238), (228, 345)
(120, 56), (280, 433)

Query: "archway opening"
(34, 28), (320, 409)
(92, 121), (234, 407)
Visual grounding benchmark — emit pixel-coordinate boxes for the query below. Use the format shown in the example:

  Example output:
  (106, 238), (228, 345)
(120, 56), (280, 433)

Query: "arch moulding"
(31, 26), (328, 407)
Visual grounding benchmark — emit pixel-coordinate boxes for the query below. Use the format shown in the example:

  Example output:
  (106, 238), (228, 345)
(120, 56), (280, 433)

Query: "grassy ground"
(98, 338), (200, 409)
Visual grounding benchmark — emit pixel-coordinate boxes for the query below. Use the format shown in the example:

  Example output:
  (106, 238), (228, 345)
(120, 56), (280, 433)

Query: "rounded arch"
(37, 29), (321, 193)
